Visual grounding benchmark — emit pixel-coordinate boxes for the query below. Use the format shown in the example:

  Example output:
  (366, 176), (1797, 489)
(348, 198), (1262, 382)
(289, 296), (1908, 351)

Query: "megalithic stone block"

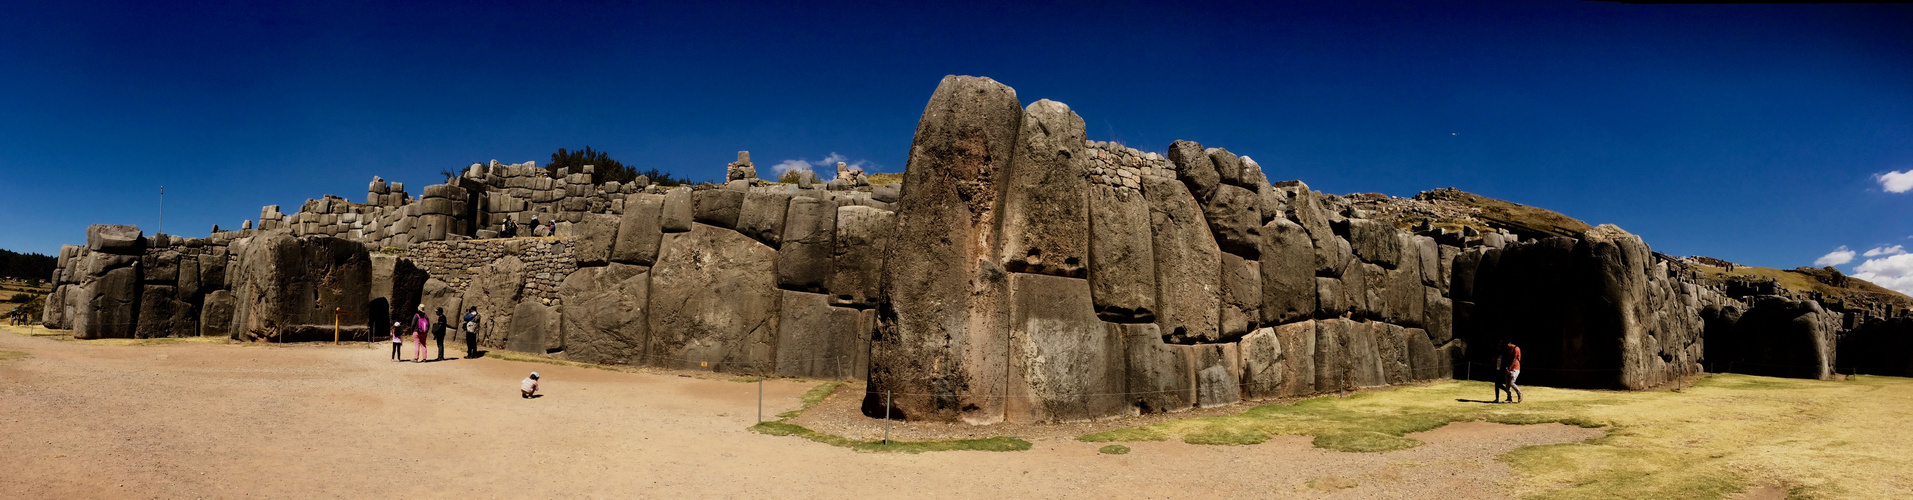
(611, 194), (664, 266)
(661, 187), (693, 233)
(996, 99), (1090, 278)
(1004, 273), (1126, 423)
(1260, 218), (1316, 325)
(1143, 176), (1220, 344)
(827, 205), (893, 309)
(736, 190), (793, 247)
(777, 196), (837, 293)
(1122, 323), (1196, 414)
(1087, 184), (1156, 322)
(869, 75), (1022, 424)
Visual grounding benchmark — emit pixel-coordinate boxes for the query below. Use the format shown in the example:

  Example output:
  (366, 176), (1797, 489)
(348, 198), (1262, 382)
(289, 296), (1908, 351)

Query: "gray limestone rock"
(558, 264), (650, 365)
(1193, 343), (1242, 408)
(1274, 321), (1318, 397)
(573, 213), (620, 267)
(777, 197), (837, 293)
(1208, 148), (1243, 187)
(458, 254), (526, 349)
(1346, 219), (1401, 268)
(1424, 289), (1453, 344)
(1260, 218), (1315, 325)
(827, 205), (893, 308)
(611, 194), (666, 266)
(87, 224), (145, 254)
(227, 233), (371, 341)
(648, 224), (780, 374)
(1403, 327), (1440, 381)
(506, 300), (560, 354)
(136, 285), (194, 338)
(736, 190), (793, 248)
(996, 99), (1090, 278)
(1144, 176), (1220, 344)
(870, 75), (1022, 424)
(1122, 323), (1195, 414)
(1166, 140), (1220, 201)
(1203, 184), (1263, 259)
(1087, 185), (1156, 322)
(200, 290), (235, 338)
(1239, 327), (1283, 400)
(1005, 273), (1127, 423)
(1219, 253), (1261, 341)
(692, 189), (746, 229)
(660, 187), (694, 233)
(775, 290), (870, 380)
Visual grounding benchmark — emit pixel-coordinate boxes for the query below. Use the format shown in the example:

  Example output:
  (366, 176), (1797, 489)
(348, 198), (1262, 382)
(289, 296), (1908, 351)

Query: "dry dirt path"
(0, 330), (1597, 499)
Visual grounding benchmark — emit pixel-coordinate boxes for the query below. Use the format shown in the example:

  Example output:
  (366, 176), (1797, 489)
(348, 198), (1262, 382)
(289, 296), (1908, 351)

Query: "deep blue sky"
(3, 1), (1909, 280)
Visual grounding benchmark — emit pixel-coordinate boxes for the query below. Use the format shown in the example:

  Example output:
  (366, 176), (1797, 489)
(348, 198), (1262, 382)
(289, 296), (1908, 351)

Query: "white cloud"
(1864, 245), (1906, 257)
(1877, 170), (1913, 193)
(1813, 246), (1855, 267)
(770, 159), (813, 177)
(770, 152), (873, 178)
(1853, 253), (1913, 296)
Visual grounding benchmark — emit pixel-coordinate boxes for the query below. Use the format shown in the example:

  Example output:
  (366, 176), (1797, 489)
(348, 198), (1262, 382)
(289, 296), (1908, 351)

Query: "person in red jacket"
(1495, 339), (1523, 404)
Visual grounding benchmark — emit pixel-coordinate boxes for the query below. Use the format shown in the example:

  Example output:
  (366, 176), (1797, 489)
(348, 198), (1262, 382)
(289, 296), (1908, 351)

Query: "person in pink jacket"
(412, 305), (430, 363)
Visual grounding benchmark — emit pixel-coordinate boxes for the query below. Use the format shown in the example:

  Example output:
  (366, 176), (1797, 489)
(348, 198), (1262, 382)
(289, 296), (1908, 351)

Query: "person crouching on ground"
(521, 372), (540, 398)
(1495, 339), (1523, 404)
(390, 321), (404, 361)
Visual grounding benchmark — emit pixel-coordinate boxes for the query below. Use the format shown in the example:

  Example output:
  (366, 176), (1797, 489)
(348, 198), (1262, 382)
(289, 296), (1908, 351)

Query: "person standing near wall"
(1495, 339), (1523, 404)
(462, 306), (480, 359)
(411, 305), (429, 363)
(432, 307), (448, 361)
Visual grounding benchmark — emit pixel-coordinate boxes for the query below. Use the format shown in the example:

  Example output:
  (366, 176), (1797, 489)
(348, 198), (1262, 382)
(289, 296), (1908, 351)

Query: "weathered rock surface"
(660, 187), (694, 233)
(1260, 218), (1315, 324)
(692, 189), (746, 229)
(1122, 323), (1195, 414)
(735, 190), (792, 247)
(1087, 185), (1156, 322)
(506, 300), (560, 354)
(558, 264), (649, 365)
(996, 99), (1090, 278)
(572, 213), (619, 267)
(200, 290), (235, 338)
(1203, 184), (1263, 259)
(1004, 273), (1126, 423)
(775, 290), (869, 380)
(777, 197), (837, 293)
(1219, 253), (1260, 340)
(1144, 176), (1220, 344)
(611, 194), (665, 265)
(87, 224), (145, 254)
(649, 224), (780, 374)
(870, 75), (1021, 424)
(827, 205), (892, 308)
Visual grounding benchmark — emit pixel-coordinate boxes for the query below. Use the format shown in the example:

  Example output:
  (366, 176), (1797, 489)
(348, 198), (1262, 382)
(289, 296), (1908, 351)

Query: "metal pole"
(757, 378), (763, 423)
(883, 391), (892, 445)
(1466, 361), (1471, 381)
(158, 186), (163, 236)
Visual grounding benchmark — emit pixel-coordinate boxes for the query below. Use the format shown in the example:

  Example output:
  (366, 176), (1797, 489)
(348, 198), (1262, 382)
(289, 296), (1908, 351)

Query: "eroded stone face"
(648, 224), (779, 374)
(996, 99), (1091, 278)
(1004, 273), (1126, 423)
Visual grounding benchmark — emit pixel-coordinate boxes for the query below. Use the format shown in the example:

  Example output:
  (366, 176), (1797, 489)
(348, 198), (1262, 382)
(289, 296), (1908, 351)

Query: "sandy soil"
(0, 330), (1600, 499)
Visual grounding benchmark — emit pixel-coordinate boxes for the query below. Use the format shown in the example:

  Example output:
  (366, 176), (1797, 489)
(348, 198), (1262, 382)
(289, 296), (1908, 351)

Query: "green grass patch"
(1075, 375), (1913, 498)
(749, 421), (1031, 453)
(1313, 431), (1421, 452)
(777, 381), (844, 419)
(1098, 444), (1130, 455)
(0, 350), (27, 360)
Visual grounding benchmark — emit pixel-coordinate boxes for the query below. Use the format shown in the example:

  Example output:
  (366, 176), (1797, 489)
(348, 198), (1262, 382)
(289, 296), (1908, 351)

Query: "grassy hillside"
(1693, 262), (1912, 311)
(1414, 188), (1594, 236)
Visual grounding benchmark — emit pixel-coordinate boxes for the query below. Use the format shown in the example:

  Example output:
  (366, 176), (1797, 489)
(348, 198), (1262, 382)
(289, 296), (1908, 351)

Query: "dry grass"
(1081, 375), (1913, 498)
(866, 173), (903, 186)
(1697, 264), (1912, 307)
(0, 349), (27, 360)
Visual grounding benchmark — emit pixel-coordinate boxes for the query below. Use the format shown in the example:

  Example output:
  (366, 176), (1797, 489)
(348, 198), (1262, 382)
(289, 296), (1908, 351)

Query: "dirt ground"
(0, 329), (1601, 499)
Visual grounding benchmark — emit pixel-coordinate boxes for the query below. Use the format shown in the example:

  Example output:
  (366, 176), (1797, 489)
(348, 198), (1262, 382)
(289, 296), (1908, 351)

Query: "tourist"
(432, 307), (448, 361)
(390, 321), (404, 361)
(462, 307), (480, 358)
(1496, 339), (1523, 404)
(412, 305), (429, 363)
(520, 371), (540, 398)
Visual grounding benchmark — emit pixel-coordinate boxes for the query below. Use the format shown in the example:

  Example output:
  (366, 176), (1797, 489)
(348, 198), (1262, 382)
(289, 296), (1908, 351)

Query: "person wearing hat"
(411, 304), (430, 363)
(521, 372), (540, 398)
(431, 307), (449, 361)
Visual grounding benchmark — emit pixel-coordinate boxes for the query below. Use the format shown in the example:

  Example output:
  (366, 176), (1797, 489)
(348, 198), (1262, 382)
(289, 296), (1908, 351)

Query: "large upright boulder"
(1144, 176), (1221, 344)
(135, 285), (194, 338)
(1087, 185), (1156, 322)
(776, 290), (870, 380)
(573, 213), (619, 267)
(1004, 273), (1126, 423)
(459, 254), (527, 348)
(227, 233), (372, 340)
(660, 187), (694, 233)
(996, 99), (1090, 278)
(1166, 140), (1219, 201)
(871, 75), (1022, 423)
(735, 190), (792, 248)
(87, 224), (145, 254)
(1202, 185), (1262, 259)
(1219, 253), (1260, 340)
(200, 290), (235, 338)
(827, 205), (893, 308)
(777, 197), (837, 293)
(558, 264), (649, 365)
(648, 224), (780, 374)
(611, 194), (665, 265)
(1260, 218), (1316, 325)
(692, 189), (746, 229)
(1123, 323), (1196, 414)
(506, 300), (560, 354)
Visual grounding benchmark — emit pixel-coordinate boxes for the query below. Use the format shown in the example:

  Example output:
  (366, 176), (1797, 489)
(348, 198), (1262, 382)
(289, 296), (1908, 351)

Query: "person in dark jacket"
(432, 307), (449, 361)
(462, 306), (481, 358)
